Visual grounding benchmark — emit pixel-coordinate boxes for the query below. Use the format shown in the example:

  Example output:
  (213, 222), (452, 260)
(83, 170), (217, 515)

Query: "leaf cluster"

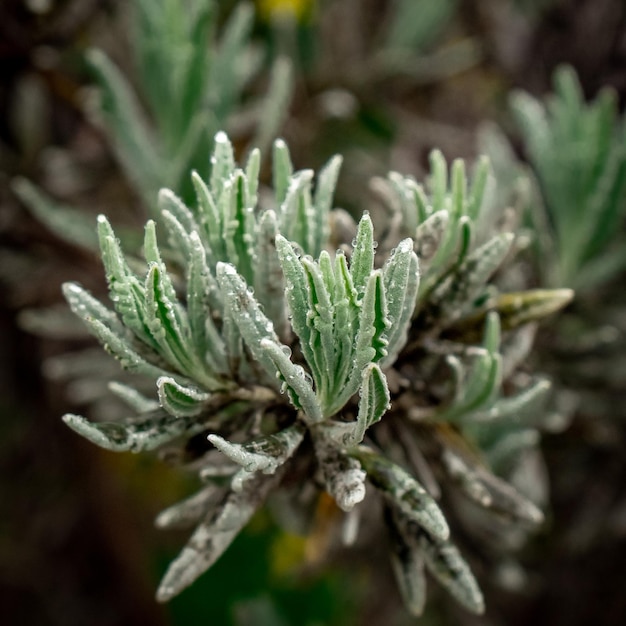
(511, 65), (626, 289)
(14, 0), (293, 250)
(61, 132), (570, 616)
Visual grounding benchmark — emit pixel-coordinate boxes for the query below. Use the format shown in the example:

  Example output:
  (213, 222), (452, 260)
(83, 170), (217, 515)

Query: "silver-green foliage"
(14, 0), (293, 250)
(61, 133), (568, 617)
(511, 65), (626, 289)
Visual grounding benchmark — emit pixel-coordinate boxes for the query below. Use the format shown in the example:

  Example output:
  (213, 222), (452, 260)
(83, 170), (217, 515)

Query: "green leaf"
(191, 170), (225, 266)
(156, 469), (282, 602)
(224, 170), (256, 284)
(330, 252), (359, 399)
(417, 531), (484, 615)
(144, 262), (196, 376)
(467, 155), (490, 221)
(157, 189), (199, 243)
(63, 409), (202, 453)
(382, 238), (420, 366)
(385, 507), (427, 617)
(209, 423), (305, 474)
(352, 446), (449, 542)
(330, 270), (388, 414)
(251, 56), (293, 156)
(350, 213), (375, 299)
(278, 170), (315, 253)
(186, 231), (226, 373)
(275, 234), (321, 387)
(245, 148), (261, 208)
(160, 208), (194, 267)
(441, 315), (503, 422)
(155, 484), (224, 530)
(260, 339), (323, 424)
(208, 3), (254, 122)
(414, 209), (449, 262)
(157, 376), (211, 417)
(301, 256), (336, 400)
(210, 131), (236, 200)
(429, 149), (448, 213)
(62, 282), (125, 336)
(86, 48), (162, 200)
(13, 179), (99, 250)
(272, 138), (294, 206)
(470, 378), (551, 424)
(442, 449), (544, 524)
(495, 289), (574, 330)
(253, 210), (289, 340)
(97, 215), (157, 349)
(431, 232), (514, 323)
(312, 154), (343, 256)
(216, 262), (283, 389)
(346, 364), (390, 446)
(108, 381), (159, 413)
(71, 311), (173, 380)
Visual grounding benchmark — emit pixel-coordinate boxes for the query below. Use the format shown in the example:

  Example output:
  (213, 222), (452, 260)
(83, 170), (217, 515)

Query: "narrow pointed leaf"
(272, 138), (293, 206)
(432, 233), (514, 322)
(332, 270), (388, 413)
(76, 314), (173, 380)
(157, 376), (211, 417)
(418, 532), (485, 615)
(312, 154), (343, 255)
(86, 49), (161, 199)
(260, 339), (322, 424)
(275, 235), (321, 385)
(414, 209), (449, 263)
(191, 170), (225, 264)
(144, 263), (195, 375)
(471, 378), (551, 423)
(157, 189), (199, 243)
(496, 289), (574, 330)
(382, 238), (419, 366)
(253, 210), (289, 340)
(345, 364), (390, 446)
(156, 469), (282, 602)
(385, 507), (427, 617)
(155, 484), (224, 530)
(462, 461), (544, 524)
(13, 178), (99, 250)
(63, 410), (202, 453)
(108, 381), (159, 413)
(251, 56), (293, 156)
(225, 171), (256, 284)
(62, 282), (125, 336)
(97, 215), (157, 349)
(208, 422), (305, 475)
(279, 171), (315, 251)
(187, 231), (227, 373)
(352, 446), (449, 541)
(301, 256), (336, 399)
(216, 262), (283, 388)
(210, 131), (235, 199)
(467, 156), (490, 221)
(350, 213), (375, 298)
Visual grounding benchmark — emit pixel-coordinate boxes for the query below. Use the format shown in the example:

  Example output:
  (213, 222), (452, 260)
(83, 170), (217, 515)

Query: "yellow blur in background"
(257, 0), (315, 22)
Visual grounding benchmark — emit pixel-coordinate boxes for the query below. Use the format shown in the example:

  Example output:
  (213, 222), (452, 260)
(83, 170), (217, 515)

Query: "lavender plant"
(511, 65), (626, 290)
(13, 0), (293, 250)
(61, 132), (571, 617)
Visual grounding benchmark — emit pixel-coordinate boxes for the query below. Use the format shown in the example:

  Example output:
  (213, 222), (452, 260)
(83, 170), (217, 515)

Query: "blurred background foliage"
(2, 0), (626, 625)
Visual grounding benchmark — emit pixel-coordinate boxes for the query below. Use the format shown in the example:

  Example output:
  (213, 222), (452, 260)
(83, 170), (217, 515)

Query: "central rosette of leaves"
(60, 132), (570, 615)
